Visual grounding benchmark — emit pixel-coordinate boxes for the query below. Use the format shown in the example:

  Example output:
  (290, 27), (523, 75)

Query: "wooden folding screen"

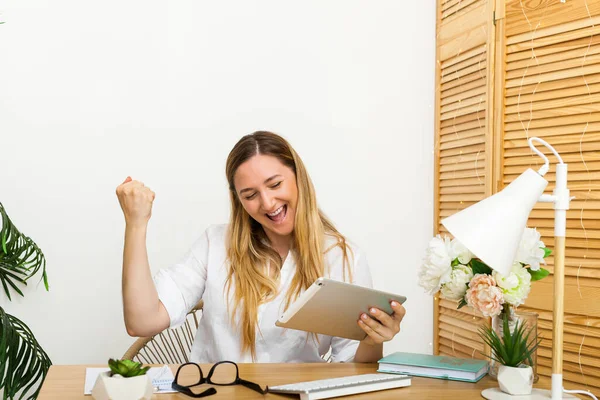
(433, 0), (495, 360)
(434, 0), (600, 392)
(499, 0), (600, 391)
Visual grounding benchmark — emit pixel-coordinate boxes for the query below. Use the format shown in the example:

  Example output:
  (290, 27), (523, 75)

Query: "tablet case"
(275, 278), (407, 340)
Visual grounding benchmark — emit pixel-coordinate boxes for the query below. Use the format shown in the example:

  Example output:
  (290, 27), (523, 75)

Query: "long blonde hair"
(225, 131), (353, 360)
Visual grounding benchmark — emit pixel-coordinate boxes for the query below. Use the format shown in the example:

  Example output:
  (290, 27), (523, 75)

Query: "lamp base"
(482, 388), (577, 399)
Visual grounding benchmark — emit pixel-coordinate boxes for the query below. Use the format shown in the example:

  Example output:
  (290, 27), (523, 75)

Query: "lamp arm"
(529, 137), (564, 176)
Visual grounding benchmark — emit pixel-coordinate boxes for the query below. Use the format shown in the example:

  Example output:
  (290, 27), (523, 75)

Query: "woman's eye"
(270, 182), (282, 189)
(245, 193), (257, 200)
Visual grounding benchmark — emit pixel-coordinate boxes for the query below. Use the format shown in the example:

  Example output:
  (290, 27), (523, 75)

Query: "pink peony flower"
(465, 274), (504, 317)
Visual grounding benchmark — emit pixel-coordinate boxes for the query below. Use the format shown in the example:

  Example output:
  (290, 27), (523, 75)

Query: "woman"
(117, 131), (405, 363)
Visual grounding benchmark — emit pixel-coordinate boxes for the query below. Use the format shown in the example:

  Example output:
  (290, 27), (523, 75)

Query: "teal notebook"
(378, 352), (489, 383)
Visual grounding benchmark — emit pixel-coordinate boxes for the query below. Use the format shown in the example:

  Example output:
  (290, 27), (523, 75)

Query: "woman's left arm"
(354, 300), (406, 363)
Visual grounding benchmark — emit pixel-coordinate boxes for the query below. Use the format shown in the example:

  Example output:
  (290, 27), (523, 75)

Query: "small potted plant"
(479, 314), (541, 395)
(91, 359), (153, 400)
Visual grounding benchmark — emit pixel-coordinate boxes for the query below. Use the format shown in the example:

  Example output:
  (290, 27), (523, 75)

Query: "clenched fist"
(116, 176), (156, 227)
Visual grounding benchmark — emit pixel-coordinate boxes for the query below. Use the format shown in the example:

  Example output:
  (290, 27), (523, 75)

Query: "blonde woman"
(117, 131), (406, 363)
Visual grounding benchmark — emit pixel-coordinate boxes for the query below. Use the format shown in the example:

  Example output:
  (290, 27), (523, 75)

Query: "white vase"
(91, 371), (154, 400)
(497, 365), (533, 395)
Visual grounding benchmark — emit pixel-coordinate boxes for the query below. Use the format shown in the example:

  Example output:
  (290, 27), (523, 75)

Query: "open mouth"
(266, 205), (287, 223)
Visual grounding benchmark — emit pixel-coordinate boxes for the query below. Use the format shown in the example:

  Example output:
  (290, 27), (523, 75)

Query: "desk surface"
(38, 363), (549, 399)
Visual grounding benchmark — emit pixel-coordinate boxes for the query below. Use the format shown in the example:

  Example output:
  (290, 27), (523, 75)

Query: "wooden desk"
(38, 363), (549, 399)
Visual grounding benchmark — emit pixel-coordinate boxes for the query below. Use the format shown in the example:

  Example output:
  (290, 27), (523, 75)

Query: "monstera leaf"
(0, 202), (51, 399)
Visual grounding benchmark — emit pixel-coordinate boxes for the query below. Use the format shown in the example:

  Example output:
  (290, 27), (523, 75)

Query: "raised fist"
(116, 176), (156, 226)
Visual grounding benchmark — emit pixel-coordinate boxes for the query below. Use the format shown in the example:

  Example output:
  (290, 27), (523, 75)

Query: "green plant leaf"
(451, 258), (460, 267)
(0, 306), (52, 399)
(0, 203), (49, 300)
(108, 359), (149, 378)
(528, 268), (550, 282)
(470, 259), (492, 275)
(478, 312), (541, 368)
(543, 247), (552, 258)
(457, 298), (468, 309)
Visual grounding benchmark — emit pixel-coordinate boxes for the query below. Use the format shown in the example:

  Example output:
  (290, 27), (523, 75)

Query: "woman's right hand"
(116, 176), (156, 227)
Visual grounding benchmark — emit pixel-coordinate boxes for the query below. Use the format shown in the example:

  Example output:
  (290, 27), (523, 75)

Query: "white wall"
(0, 1), (435, 364)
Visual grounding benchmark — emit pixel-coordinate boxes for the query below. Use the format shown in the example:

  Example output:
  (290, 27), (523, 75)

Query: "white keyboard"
(268, 373), (411, 400)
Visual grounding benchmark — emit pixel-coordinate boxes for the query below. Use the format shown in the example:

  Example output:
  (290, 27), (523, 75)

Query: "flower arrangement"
(418, 227), (551, 317)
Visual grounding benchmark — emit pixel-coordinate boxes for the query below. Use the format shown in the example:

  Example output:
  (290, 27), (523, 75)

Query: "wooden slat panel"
(504, 141), (600, 157)
(502, 3), (600, 390)
(507, 35), (600, 64)
(505, 122), (600, 140)
(539, 364), (600, 388)
(506, 75), (600, 100)
(435, 0), (491, 361)
(507, 25), (600, 55)
(439, 9), (487, 62)
(506, 52), (600, 82)
(441, 84), (486, 107)
(505, 83), (600, 107)
(442, 0), (483, 21)
(506, 0), (600, 37)
(442, 70), (487, 93)
(439, 2), (487, 44)
(441, 44), (486, 69)
(442, 76), (488, 99)
(504, 153), (600, 167)
(440, 168), (486, 180)
(505, 133), (600, 150)
(439, 338), (487, 359)
(439, 345), (481, 360)
(524, 280), (600, 317)
(443, 52), (487, 78)
(440, 110), (486, 128)
(440, 134), (486, 150)
(507, 43), (600, 72)
(506, 64), (600, 89)
(505, 112), (600, 131)
(505, 92), (600, 115)
(441, 60), (487, 85)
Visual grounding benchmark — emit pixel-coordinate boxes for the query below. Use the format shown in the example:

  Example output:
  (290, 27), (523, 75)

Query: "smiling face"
(233, 154), (298, 243)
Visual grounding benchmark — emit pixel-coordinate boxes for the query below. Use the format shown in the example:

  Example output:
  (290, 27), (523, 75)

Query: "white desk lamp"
(441, 137), (596, 400)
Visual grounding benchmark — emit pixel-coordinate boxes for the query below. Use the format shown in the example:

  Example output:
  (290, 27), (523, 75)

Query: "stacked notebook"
(378, 352), (488, 383)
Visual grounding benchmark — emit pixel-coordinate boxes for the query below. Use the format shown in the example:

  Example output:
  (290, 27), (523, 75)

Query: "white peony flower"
(514, 227), (546, 271)
(493, 262), (532, 306)
(450, 238), (474, 265)
(418, 235), (453, 294)
(440, 264), (474, 300)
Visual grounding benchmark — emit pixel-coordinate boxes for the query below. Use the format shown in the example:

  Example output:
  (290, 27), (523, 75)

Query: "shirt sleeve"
(153, 229), (210, 328)
(330, 248), (373, 362)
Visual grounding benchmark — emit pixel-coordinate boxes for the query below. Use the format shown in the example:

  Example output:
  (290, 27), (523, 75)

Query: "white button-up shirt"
(154, 224), (373, 363)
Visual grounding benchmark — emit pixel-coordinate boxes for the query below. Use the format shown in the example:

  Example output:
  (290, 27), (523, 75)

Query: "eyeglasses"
(172, 361), (268, 398)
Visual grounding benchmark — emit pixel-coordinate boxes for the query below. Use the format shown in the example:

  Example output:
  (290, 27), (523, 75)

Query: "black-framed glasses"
(172, 361), (268, 398)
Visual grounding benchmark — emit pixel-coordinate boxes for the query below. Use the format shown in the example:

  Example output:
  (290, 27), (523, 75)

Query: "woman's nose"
(260, 192), (276, 210)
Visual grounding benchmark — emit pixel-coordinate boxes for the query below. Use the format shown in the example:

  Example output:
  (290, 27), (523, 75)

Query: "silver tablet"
(275, 278), (407, 341)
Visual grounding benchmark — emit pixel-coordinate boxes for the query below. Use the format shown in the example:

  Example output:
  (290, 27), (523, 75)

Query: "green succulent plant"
(108, 359), (150, 378)
(479, 312), (541, 368)
(1, 202), (51, 399)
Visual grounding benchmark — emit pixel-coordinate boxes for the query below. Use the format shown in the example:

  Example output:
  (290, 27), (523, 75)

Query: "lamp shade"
(441, 168), (548, 276)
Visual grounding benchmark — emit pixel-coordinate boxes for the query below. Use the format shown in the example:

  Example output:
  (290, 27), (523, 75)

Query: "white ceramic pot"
(497, 365), (533, 395)
(91, 371), (153, 400)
